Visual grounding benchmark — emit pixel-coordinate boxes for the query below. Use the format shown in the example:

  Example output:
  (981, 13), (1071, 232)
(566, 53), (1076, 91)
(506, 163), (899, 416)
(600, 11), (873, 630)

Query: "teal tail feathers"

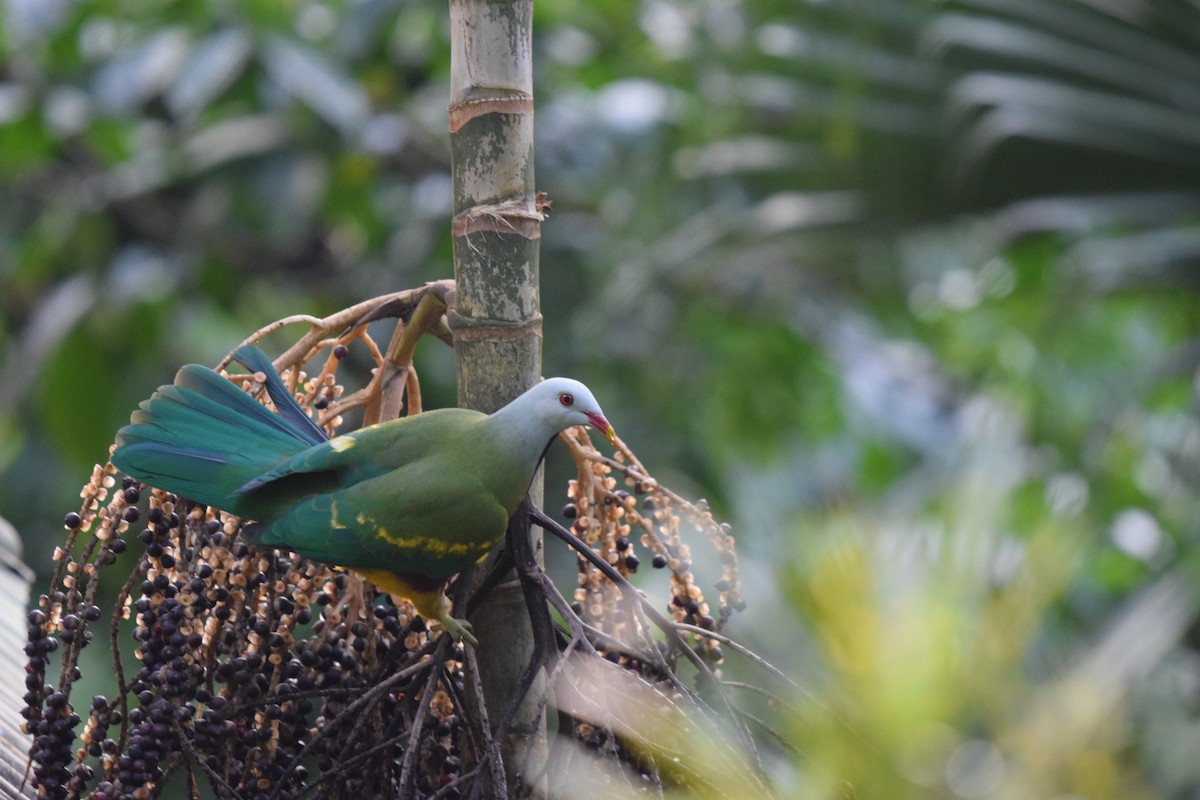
(228, 345), (328, 446)
(111, 347), (327, 516)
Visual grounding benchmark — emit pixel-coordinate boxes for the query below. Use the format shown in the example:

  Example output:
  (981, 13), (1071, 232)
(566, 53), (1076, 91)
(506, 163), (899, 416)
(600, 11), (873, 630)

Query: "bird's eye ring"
(559, 392), (574, 406)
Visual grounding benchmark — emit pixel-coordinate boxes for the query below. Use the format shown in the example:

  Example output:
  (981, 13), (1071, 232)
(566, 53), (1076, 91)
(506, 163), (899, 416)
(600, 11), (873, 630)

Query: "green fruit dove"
(110, 345), (616, 646)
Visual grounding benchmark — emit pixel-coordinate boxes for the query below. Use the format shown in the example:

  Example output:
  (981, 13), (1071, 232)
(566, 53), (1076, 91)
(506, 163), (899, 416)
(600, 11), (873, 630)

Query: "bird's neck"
(482, 401), (558, 479)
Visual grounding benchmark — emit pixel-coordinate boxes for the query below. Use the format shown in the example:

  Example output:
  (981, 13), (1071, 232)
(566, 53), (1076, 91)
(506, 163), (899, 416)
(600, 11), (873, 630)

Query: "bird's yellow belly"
(353, 567), (445, 620)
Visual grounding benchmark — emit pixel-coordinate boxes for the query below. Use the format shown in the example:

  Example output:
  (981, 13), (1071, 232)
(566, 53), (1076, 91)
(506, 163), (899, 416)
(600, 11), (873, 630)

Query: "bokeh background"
(3, 0), (1200, 797)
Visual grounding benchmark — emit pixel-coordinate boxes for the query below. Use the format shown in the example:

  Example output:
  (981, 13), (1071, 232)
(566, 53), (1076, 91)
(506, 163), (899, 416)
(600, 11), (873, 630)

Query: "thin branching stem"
(672, 622), (796, 688)
(398, 635), (453, 798)
(531, 508), (708, 690)
(428, 763), (484, 800)
(173, 718), (246, 800)
(269, 643), (439, 800)
(463, 645), (508, 800)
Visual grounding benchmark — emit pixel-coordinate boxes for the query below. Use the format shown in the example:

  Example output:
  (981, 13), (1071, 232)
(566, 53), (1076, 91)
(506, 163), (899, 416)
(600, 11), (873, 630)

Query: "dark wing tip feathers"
(239, 522), (266, 543)
(231, 475), (266, 496)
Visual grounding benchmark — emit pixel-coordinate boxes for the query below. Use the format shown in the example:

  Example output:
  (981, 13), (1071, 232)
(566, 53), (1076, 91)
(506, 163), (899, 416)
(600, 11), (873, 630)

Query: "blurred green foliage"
(4, 0), (1200, 796)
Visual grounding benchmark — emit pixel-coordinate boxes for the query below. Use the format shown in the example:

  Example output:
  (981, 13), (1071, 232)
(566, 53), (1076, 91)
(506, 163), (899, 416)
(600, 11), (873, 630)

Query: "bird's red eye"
(559, 392), (574, 407)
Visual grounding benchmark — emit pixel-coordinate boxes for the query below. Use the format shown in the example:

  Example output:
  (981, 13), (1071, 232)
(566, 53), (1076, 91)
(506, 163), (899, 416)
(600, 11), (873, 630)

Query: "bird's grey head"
(524, 377), (616, 443)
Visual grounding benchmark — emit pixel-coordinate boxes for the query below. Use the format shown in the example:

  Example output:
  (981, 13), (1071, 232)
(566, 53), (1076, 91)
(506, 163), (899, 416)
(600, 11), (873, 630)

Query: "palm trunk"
(447, 0), (545, 793)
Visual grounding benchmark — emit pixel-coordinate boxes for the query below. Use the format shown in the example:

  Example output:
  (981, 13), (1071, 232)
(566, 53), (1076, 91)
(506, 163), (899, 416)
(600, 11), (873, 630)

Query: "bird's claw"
(438, 615), (477, 647)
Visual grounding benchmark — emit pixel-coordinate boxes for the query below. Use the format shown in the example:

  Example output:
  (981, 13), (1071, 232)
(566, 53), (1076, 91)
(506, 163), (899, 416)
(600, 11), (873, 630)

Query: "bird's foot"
(437, 614), (477, 647)
(354, 569), (476, 646)
(428, 591), (476, 646)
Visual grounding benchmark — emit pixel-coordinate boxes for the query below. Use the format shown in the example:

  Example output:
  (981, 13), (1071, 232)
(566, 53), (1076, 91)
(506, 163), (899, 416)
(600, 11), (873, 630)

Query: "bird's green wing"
(234, 407), (485, 495)
(252, 452), (510, 579)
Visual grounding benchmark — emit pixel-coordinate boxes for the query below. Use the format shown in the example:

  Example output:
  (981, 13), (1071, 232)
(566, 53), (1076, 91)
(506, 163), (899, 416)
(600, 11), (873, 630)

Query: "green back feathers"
(243, 409), (519, 579)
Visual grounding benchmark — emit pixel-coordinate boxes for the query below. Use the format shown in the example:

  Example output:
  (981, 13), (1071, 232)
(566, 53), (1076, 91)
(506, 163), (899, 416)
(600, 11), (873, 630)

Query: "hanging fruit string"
(560, 427), (744, 658)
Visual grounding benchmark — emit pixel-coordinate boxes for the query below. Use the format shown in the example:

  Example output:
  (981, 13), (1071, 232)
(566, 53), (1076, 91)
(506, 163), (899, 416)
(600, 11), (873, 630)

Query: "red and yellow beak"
(586, 412), (617, 444)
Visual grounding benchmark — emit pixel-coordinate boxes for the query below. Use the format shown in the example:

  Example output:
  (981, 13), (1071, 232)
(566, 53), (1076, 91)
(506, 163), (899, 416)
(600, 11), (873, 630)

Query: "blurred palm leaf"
(605, 0), (1200, 271)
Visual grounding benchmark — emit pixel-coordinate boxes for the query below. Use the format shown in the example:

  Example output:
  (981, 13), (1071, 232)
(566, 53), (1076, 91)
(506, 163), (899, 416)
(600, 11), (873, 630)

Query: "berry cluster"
(557, 425), (746, 754)
(28, 462), (468, 799)
(562, 427), (743, 659)
(24, 333), (470, 799)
